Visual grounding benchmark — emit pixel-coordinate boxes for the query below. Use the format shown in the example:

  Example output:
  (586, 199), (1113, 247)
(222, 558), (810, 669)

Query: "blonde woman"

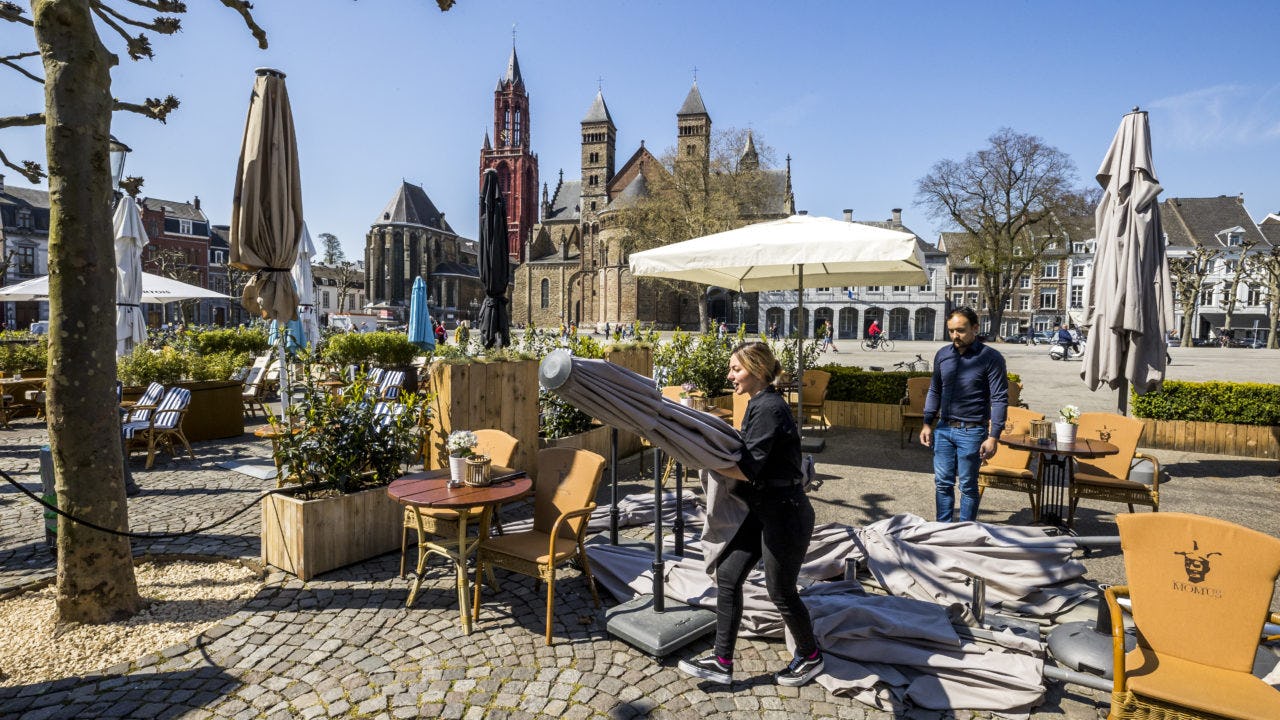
(678, 341), (822, 687)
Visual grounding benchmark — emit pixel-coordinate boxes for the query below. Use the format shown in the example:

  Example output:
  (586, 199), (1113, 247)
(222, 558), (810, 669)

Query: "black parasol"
(477, 168), (511, 349)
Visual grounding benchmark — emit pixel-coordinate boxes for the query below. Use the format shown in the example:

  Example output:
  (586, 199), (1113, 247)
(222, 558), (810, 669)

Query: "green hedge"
(322, 331), (420, 367)
(0, 332), (47, 373)
(820, 364), (1022, 405)
(192, 327), (270, 355)
(1131, 381), (1280, 426)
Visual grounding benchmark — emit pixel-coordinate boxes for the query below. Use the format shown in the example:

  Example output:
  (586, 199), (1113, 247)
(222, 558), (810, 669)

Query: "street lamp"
(733, 294), (748, 330)
(109, 135), (131, 194)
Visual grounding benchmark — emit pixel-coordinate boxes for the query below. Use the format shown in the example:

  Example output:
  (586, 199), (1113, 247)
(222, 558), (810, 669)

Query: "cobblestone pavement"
(2, 413), (1276, 719)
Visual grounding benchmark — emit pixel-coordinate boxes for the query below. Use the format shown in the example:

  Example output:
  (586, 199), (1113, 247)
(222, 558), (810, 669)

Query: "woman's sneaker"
(678, 654), (732, 685)
(775, 651), (824, 687)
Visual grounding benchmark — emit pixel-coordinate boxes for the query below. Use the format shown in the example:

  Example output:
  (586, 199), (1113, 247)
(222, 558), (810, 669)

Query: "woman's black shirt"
(737, 386), (803, 489)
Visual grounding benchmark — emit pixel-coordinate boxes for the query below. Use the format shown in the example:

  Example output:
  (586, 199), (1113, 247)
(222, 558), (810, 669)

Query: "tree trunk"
(35, 0), (143, 623)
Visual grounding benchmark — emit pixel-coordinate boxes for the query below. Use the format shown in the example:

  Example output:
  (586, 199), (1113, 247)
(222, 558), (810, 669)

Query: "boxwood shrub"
(1131, 380), (1280, 426)
(820, 365), (1022, 405)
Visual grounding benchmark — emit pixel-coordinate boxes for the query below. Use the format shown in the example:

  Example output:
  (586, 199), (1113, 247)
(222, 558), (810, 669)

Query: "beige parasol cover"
(229, 68), (304, 321)
(1081, 110), (1174, 404)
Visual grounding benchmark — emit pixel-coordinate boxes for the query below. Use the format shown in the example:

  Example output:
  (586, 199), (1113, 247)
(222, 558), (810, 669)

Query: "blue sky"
(3, 1), (1278, 261)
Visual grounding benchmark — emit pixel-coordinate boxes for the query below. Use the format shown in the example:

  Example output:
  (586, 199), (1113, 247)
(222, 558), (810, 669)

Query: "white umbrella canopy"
(628, 214), (926, 291)
(1, 271), (229, 304)
(630, 214), (926, 424)
(292, 222), (320, 348)
(1081, 109), (1174, 411)
(113, 196), (149, 355)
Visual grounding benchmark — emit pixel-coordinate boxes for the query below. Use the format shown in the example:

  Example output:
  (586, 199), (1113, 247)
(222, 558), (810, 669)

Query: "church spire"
(738, 130), (759, 171)
(504, 44), (523, 87)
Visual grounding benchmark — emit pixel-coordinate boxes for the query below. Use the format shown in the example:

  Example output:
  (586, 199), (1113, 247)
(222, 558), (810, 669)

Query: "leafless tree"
(1169, 245), (1221, 345)
(1219, 237), (1260, 338)
(1, 0), (456, 625)
(916, 128), (1080, 333)
(1245, 246), (1280, 349)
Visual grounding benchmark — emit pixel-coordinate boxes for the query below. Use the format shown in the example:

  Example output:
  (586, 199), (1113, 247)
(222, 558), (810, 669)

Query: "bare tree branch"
(113, 95), (180, 122)
(1, 57), (42, 83)
(91, 4), (155, 59)
(219, 0), (268, 49)
(0, 147), (44, 183)
(91, 0), (181, 35)
(123, 0), (187, 12)
(0, 112), (45, 129)
(0, 2), (33, 26)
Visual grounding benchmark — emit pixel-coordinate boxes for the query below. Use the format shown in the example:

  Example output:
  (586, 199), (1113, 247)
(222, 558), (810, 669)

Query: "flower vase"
(1055, 422), (1077, 445)
(449, 455), (468, 487)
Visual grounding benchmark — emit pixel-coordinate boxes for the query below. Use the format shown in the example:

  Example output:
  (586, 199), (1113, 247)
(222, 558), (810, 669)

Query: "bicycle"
(892, 354), (930, 373)
(860, 335), (894, 352)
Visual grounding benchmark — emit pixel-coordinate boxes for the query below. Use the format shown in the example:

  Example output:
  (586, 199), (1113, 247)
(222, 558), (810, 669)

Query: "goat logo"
(1174, 540), (1221, 584)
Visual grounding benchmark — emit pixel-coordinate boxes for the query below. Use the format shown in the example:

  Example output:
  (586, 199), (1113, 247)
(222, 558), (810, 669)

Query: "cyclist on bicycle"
(867, 319), (882, 348)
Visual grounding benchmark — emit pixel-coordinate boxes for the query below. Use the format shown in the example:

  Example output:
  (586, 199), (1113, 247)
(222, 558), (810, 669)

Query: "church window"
(590, 201), (597, 211)
(514, 111), (522, 145)
(540, 279), (549, 308)
(686, 144), (695, 156)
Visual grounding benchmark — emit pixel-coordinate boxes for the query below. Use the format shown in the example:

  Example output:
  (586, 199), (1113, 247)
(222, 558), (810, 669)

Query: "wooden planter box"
(260, 485), (402, 581)
(123, 380), (244, 442)
(424, 359), (540, 478)
(1138, 418), (1279, 459)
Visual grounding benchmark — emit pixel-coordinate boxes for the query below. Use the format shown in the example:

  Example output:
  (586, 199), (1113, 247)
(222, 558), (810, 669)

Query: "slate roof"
(141, 196), (207, 222)
(375, 182), (455, 233)
(1261, 215), (1280, 245)
(582, 91), (613, 125)
(545, 180), (581, 222)
(677, 82), (708, 116)
(736, 169), (791, 217)
(504, 46), (523, 86)
(209, 224), (230, 250)
(1161, 196), (1270, 249)
(606, 170), (648, 210)
(0, 186), (50, 210)
(858, 219), (941, 256)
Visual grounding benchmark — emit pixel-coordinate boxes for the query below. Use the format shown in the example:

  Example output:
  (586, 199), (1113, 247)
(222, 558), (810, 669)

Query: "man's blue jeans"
(933, 423), (986, 522)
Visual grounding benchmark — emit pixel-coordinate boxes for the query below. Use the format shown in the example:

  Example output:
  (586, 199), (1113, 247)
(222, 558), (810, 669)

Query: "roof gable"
(375, 182), (455, 233)
(1161, 196), (1269, 249)
(545, 179), (581, 222)
(607, 144), (664, 197)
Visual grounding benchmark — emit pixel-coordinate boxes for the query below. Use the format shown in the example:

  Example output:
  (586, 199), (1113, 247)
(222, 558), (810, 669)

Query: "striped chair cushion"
(151, 387), (191, 430)
(380, 370), (405, 399)
(372, 401), (404, 430)
(127, 382), (166, 423)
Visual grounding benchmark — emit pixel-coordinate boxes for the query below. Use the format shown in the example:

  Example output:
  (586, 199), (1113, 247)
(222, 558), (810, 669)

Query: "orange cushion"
(1074, 472), (1149, 491)
(980, 466), (1035, 480)
(1125, 646), (1280, 720)
(482, 531), (579, 565)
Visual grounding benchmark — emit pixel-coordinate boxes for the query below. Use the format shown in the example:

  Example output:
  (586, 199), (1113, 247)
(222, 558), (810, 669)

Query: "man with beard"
(919, 307), (1009, 522)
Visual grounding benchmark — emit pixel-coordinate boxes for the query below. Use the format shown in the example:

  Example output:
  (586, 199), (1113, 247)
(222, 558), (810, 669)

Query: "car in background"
(1001, 334), (1029, 344)
(1028, 331), (1055, 345)
(29, 321), (48, 335)
(1230, 337), (1267, 349)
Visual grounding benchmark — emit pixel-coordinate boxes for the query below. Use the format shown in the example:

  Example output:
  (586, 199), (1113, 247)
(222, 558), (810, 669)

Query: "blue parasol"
(407, 275), (435, 351)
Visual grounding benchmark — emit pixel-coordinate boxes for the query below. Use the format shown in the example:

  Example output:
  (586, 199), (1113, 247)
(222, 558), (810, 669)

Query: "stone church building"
(508, 61), (794, 329)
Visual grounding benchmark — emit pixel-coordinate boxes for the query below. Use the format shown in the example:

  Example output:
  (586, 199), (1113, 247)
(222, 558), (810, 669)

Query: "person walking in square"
(820, 319), (838, 353)
(919, 307), (1009, 522)
(678, 341), (823, 688)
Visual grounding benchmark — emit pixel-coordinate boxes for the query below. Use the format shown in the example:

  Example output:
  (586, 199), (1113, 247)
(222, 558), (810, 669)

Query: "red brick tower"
(479, 44), (539, 261)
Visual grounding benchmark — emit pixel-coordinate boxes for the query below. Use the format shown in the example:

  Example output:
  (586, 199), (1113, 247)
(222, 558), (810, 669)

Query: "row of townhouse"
(1, 175), (366, 331)
(937, 194), (1277, 343)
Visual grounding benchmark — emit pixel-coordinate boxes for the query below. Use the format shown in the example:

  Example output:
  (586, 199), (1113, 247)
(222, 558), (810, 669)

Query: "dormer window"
(1227, 232), (1242, 246)
(16, 208), (33, 228)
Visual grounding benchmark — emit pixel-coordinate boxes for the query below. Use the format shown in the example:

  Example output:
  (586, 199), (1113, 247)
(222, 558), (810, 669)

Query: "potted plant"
(260, 373), (425, 580)
(117, 345), (249, 441)
(446, 430), (478, 487)
(1056, 404), (1080, 445)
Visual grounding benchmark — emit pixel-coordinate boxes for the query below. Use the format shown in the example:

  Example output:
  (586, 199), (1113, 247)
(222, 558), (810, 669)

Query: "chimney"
(0, 174), (5, 193)
(892, 208), (902, 225)
(843, 208), (853, 222)
(1237, 193), (1245, 204)
(192, 195), (201, 211)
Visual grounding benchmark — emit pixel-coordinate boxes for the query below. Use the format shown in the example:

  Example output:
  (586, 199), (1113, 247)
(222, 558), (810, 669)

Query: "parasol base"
(800, 436), (825, 453)
(605, 594), (716, 658)
(1047, 620), (1135, 679)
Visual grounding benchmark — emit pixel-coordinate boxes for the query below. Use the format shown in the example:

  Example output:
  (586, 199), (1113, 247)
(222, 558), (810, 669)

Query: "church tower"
(480, 43), (539, 261)
(675, 81), (711, 173)
(579, 90), (616, 218)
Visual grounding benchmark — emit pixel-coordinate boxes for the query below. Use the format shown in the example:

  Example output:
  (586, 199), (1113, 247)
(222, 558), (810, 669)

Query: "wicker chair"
(471, 447), (606, 645)
(899, 376), (931, 448)
(398, 429), (521, 578)
(797, 369), (831, 431)
(123, 386), (194, 469)
(1068, 412), (1161, 529)
(976, 406), (1046, 519)
(1104, 513), (1280, 720)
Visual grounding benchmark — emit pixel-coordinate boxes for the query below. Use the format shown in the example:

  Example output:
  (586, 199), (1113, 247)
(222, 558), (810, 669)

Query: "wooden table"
(999, 434), (1118, 529)
(387, 468), (531, 633)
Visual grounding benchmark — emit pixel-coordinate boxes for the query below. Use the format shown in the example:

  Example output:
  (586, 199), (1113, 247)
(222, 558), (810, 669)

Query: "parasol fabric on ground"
(1081, 109), (1174, 411)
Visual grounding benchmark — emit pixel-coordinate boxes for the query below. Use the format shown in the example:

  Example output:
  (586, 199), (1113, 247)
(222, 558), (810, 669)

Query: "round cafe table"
(387, 468), (531, 633)
(998, 434), (1118, 530)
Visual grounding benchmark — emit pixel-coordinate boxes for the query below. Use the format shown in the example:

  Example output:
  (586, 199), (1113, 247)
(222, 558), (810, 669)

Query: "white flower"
(447, 430), (478, 457)
(1059, 405), (1080, 425)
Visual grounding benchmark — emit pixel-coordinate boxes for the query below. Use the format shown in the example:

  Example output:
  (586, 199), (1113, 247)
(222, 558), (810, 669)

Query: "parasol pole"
(795, 264), (805, 435)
